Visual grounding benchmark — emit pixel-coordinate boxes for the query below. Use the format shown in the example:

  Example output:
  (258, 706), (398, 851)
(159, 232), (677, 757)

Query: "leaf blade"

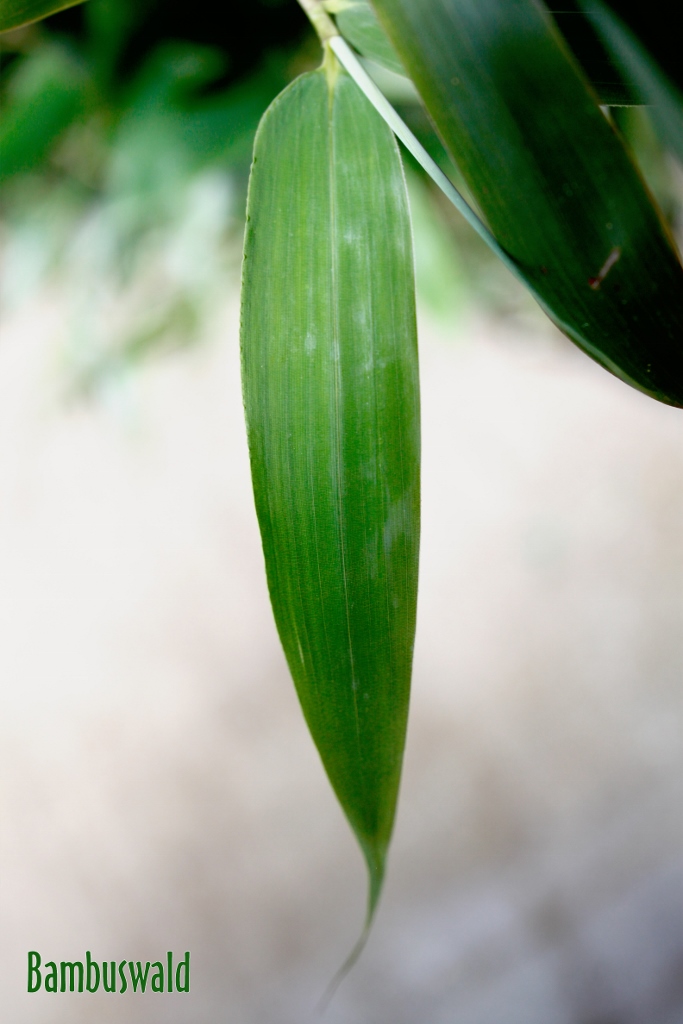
(241, 66), (420, 916)
(371, 0), (683, 406)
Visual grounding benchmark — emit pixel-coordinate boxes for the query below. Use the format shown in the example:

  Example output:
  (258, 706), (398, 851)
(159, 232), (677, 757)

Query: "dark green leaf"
(241, 64), (419, 918)
(372, 0), (683, 406)
(0, 0), (87, 32)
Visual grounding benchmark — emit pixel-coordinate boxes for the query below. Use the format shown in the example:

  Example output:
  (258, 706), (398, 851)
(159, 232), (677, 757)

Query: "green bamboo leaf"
(371, 0), (683, 407)
(241, 62), (419, 928)
(325, 0), (406, 76)
(584, 1), (683, 163)
(0, 0), (87, 32)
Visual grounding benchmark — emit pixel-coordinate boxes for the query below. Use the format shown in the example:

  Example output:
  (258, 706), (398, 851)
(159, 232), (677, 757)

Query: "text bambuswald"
(27, 951), (190, 993)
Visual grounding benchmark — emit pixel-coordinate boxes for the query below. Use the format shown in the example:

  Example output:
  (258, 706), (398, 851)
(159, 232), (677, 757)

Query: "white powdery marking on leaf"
(304, 332), (317, 354)
(382, 495), (408, 559)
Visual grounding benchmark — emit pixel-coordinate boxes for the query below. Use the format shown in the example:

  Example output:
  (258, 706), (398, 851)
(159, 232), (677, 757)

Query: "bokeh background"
(1, 2), (682, 1021)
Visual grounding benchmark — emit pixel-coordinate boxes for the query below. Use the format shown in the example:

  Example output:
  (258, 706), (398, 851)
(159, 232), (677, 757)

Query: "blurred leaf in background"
(0, 0), (311, 393)
(0, 38), (92, 181)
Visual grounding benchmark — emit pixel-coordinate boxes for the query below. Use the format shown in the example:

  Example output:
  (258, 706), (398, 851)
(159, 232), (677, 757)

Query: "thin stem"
(296, 0), (339, 43)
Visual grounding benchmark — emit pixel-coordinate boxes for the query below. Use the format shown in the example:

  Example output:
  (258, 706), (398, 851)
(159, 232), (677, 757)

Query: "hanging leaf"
(584, 0), (683, 164)
(0, 0), (88, 33)
(371, 0), (683, 407)
(241, 60), (420, 923)
(325, 0), (405, 76)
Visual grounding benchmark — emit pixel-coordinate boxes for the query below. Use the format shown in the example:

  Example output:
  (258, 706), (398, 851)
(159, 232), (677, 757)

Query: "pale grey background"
(1, 251), (682, 1022)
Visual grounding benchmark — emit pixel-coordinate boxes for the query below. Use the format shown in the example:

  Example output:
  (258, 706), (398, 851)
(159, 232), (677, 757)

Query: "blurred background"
(0, 2), (682, 1021)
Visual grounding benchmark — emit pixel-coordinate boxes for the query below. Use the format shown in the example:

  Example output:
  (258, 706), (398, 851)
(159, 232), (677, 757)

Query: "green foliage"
(239, 0), (683, 948)
(2, 0), (683, 968)
(0, 43), (92, 182)
(0, 0), (298, 388)
(106, 44), (282, 208)
(371, 0), (683, 407)
(241, 62), (419, 925)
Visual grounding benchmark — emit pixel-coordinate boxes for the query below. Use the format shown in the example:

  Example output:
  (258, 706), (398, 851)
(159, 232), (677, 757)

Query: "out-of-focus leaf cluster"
(0, 0), (311, 393)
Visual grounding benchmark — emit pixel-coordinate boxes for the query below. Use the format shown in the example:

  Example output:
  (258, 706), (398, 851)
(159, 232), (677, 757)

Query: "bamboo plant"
(2, 0), (682, 966)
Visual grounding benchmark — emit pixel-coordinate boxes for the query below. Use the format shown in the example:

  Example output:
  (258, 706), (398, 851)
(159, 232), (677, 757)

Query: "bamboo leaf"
(584, 0), (683, 163)
(0, 0), (87, 32)
(241, 63), (419, 925)
(325, 0), (406, 76)
(371, 0), (683, 407)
